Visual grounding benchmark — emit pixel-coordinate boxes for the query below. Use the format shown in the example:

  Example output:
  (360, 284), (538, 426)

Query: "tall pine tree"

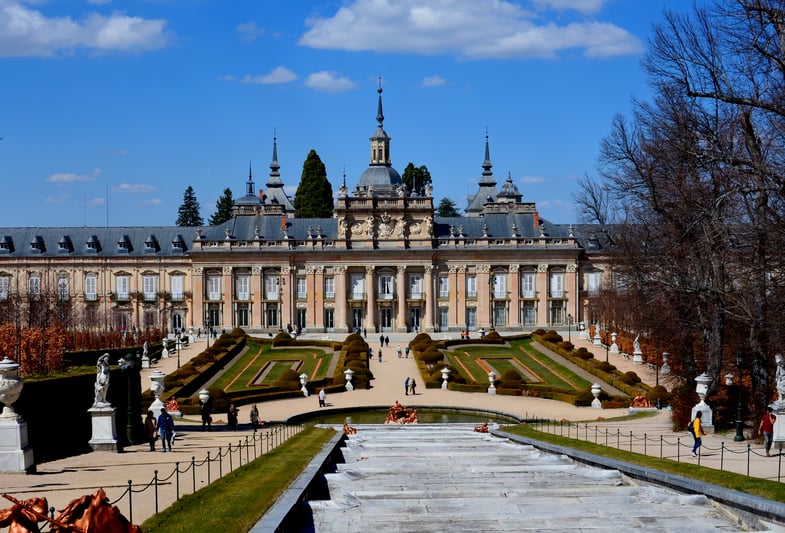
(209, 188), (234, 226)
(294, 150), (333, 218)
(436, 197), (460, 217)
(176, 186), (204, 226)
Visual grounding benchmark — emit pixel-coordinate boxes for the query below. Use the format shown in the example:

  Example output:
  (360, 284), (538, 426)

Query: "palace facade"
(0, 87), (608, 336)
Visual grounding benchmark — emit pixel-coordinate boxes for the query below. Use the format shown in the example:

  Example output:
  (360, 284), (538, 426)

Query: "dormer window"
(58, 235), (73, 253)
(144, 235), (159, 253)
(117, 235), (132, 253)
(172, 235), (186, 251)
(30, 236), (45, 254)
(86, 235), (101, 253)
(0, 236), (13, 254)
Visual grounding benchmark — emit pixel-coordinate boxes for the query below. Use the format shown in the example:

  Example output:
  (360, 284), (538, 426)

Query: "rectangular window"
(465, 307), (477, 329)
(116, 276), (129, 300)
(296, 277), (307, 300)
(0, 277), (9, 300)
(438, 275), (449, 299)
(493, 273), (506, 299)
(85, 274), (97, 301)
(143, 275), (157, 300)
(57, 277), (69, 301)
(236, 304), (249, 327)
(550, 272), (564, 298)
(588, 272), (601, 296)
(350, 273), (364, 300)
(29, 276), (40, 296)
(521, 272), (535, 298)
(171, 275), (184, 300)
(207, 276), (221, 300)
(265, 276), (280, 300)
(378, 275), (393, 300)
(236, 276), (250, 300)
(324, 277), (335, 300)
(324, 308), (334, 330)
(409, 274), (423, 299)
(466, 275), (477, 298)
(522, 302), (536, 325)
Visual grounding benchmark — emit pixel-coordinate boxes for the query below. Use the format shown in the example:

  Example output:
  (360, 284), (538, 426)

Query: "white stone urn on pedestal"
(344, 368), (354, 391)
(591, 383), (602, 408)
(610, 332), (619, 355)
(660, 352), (670, 375)
(691, 372), (714, 433)
(300, 373), (309, 397)
(488, 371), (497, 395)
(0, 357), (23, 419)
(199, 389), (210, 405)
(149, 370), (166, 418)
(0, 357), (34, 472)
(592, 327), (601, 347)
(440, 367), (451, 390)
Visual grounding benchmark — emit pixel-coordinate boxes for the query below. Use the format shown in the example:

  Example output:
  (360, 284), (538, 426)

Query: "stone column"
(423, 265), (434, 332)
(335, 266), (349, 333)
(508, 265), (521, 329)
(365, 265), (376, 332)
(251, 266), (262, 328)
(396, 265), (408, 332)
(536, 264), (549, 326)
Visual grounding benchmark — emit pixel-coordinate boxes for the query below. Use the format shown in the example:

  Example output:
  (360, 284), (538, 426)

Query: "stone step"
(306, 424), (747, 532)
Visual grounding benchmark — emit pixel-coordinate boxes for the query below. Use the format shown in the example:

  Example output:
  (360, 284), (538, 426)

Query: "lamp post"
(205, 317), (211, 349)
(566, 313), (573, 342)
(488, 271), (495, 331)
(277, 272), (285, 332)
(604, 325), (609, 363)
(734, 351), (745, 442)
(176, 335), (181, 369)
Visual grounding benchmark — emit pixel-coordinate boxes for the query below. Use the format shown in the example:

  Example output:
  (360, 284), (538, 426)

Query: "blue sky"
(0, 0), (688, 228)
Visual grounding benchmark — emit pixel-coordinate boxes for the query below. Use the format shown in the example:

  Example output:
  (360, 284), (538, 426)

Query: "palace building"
(0, 86), (605, 336)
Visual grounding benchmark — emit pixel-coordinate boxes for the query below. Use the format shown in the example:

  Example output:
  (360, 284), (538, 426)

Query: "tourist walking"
(144, 410), (157, 452)
(250, 404), (261, 432)
(410, 377), (417, 396)
(759, 407), (777, 457)
(227, 403), (239, 430)
(405, 377), (410, 396)
(690, 411), (706, 457)
(379, 334), (384, 348)
(201, 397), (212, 431)
(157, 408), (174, 452)
(397, 345), (402, 358)
(318, 387), (326, 408)
(385, 335), (390, 347)
(405, 346), (409, 358)
(378, 349), (383, 363)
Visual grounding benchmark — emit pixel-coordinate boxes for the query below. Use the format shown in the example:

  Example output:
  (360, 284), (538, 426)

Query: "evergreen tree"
(436, 197), (460, 217)
(176, 186), (204, 226)
(209, 188), (234, 226)
(402, 163), (432, 195)
(294, 150), (334, 218)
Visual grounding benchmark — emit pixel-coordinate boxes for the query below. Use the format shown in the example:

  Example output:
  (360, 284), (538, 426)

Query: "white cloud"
(421, 75), (445, 87)
(299, 0), (640, 59)
(236, 21), (263, 42)
(0, 0), (169, 57)
(112, 183), (157, 193)
(241, 66), (298, 85)
(304, 71), (357, 93)
(87, 196), (105, 207)
(48, 168), (101, 183)
(531, 0), (605, 14)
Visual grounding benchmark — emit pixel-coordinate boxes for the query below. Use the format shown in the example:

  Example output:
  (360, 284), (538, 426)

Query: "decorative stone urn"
(609, 332), (619, 355)
(691, 372), (714, 433)
(149, 370), (166, 417)
(199, 389), (211, 405)
(660, 352), (670, 375)
(488, 371), (497, 395)
(591, 383), (602, 409)
(344, 368), (354, 391)
(440, 367), (451, 390)
(0, 357), (23, 418)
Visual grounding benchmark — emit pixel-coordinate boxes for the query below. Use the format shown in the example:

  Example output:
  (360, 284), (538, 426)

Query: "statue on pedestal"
(776, 353), (785, 405)
(93, 354), (111, 407)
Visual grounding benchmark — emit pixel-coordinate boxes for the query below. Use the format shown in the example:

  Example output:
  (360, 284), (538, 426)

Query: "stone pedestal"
(690, 403), (714, 434)
(88, 406), (119, 452)
(633, 348), (644, 365)
(0, 416), (34, 473)
(772, 402), (785, 450)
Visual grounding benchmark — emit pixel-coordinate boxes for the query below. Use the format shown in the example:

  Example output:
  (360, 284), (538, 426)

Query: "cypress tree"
(294, 150), (333, 218)
(209, 188), (234, 226)
(176, 186), (204, 226)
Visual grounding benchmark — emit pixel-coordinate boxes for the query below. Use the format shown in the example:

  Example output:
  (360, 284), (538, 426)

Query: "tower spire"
(482, 128), (494, 180)
(376, 75), (384, 127)
(246, 160), (254, 196)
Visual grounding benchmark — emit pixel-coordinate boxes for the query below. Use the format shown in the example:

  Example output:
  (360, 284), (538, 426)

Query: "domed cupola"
(358, 81), (402, 191)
